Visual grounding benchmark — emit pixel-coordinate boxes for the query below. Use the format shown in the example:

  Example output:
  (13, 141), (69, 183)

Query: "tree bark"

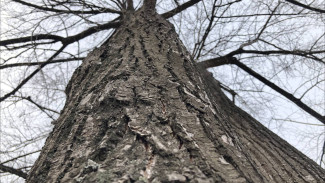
(27, 7), (325, 183)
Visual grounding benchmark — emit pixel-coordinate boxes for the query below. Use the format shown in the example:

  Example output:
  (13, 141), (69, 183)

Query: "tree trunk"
(27, 7), (325, 183)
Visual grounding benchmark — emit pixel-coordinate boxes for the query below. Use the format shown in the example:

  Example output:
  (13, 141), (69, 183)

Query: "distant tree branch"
(111, 0), (124, 10)
(196, 56), (237, 68)
(233, 3), (279, 50)
(0, 164), (27, 179)
(0, 46), (66, 102)
(62, 21), (120, 45)
(219, 82), (237, 103)
(0, 35), (64, 46)
(0, 57), (84, 70)
(21, 96), (59, 114)
(162, 0), (202, 19)
(0, 19), (119, 103)
(321, 141), (325, 166)
(272, 118), (325, 126)
(285, 0), (325, 13)
(198, 56), (325, 124)
(12, 0), (122, 14)
(0, 21), (120, 47)
(193, 0), (218, 59)
(215, 13), (312, 18)
(18, 96), (60, 120)
(3, 42), (58, 51)
(229, 49), (325, 64)
(0, 150), (41, 165)
(233, 49), (325, 56)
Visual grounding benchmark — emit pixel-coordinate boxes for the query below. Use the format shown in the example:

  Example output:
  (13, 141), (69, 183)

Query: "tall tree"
(1, 0), (324, 182)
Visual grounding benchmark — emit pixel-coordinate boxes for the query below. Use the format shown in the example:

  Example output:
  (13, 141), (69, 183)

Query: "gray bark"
(27, 7), (325, 183)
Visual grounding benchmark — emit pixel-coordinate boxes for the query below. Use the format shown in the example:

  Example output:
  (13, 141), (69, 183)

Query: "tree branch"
(198, 57), (325, 124)
(0, 46), (66, 102)
(63, 21), (120, 45)
(285, 0), (325, 13)
(321, 140), (325, 166)
(0, 57), (84, 70)
(12, 0), (122, 14)
(0, 21), (121, 47)
(193, 0), (218, 59)
(231, 49), (325, 64)
(0, 150), (41, 165)
(18, 96), (60, 120)
(0, 164), (27, 179)
(0, 34), (64, 46)
(0, 19), (119, 102)
(21, 96), (59, 114)
(162, 0), (202, 19)
(196, 56), (236, 68)
(236, 49), (325, 56)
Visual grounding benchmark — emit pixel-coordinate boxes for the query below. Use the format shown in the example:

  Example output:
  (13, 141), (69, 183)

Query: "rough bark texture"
(27, 8), (325, 183)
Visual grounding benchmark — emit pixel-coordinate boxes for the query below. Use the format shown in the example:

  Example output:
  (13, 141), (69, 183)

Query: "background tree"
(0, 0), (324, 182)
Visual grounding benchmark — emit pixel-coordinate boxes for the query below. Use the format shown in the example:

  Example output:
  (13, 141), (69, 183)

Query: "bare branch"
(162, 0), (202, 19)
(63, 21), (121, 45)
(321, 141), (325, 166)
(16, 96), (60, 120)
(196, 56), (236, 68)
(214, 13), (313, 18)
(0, 150), (41, 165)
(1, 21), (121, 47)
(193, 0), (218, 59)
(12, 0), (122, 14)
(285, 0), (325, 13)
(0, 57), (84, 70)
(0, 164), (27, 179)
(230, 49), (325, 64)
(238, 3), (279, 50)
(0, 45), (67, 102)
(0, 34), (64, 47)
(198, 57), (325, 124)
(272, 118), (325, 126)
(21, 96), (59, 114)
(219, 82), (237, 103)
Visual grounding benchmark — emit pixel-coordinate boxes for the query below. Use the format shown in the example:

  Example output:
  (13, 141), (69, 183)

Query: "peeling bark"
(27, 7), (325, 183)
